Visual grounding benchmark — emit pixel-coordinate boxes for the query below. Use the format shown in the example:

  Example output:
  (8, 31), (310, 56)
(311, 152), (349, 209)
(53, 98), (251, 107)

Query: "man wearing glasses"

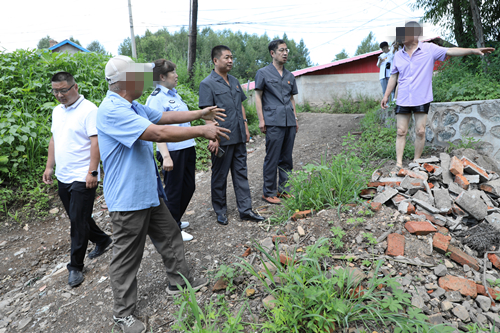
(255, 39), (299, 205)
(43, 72), (112, 288)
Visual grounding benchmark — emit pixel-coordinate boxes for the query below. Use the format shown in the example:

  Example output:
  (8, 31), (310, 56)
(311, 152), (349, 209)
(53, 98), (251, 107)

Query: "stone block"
(452, 304), (470, 322)
(464, 174), (480, 184)
(433, 264), (448, 277)
(462, 156), (489, 182)
(416, 156), (440, 164)
(433, 233), (451, 254)
(485, 213), (500, 231)
(450, 156), (464, 175)
(488, 253), (500, 270)
(449, 182), (465, 196)
(415, 209), (436, 223)
(476, 295), (492, 312)
(452, 203), (468, 216)
(373, 188), (399, 204)
(405, 221), (436, 235)
(479, 179), (500, 196)
(455, 190), (488, 220)
(438, 275), (477, 298)
(412, 190), (433, 205)
(391, 194), (407, 205)
(455, 174), (470, 190)
(440, 153), (454, 184)
(448, 245), (480, 271)
(386, 233), (405, 256)
(433, 188), (452, 212)
(397, 168), (428, 181)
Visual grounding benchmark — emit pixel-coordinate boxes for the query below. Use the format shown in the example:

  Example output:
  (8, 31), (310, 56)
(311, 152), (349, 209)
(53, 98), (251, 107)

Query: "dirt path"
(0, 113), (363, 333)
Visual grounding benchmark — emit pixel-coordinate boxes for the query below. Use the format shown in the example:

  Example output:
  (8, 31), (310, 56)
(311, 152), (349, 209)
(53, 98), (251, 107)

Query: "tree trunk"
(187, 0), (198, 85)
(451, 0), (467, 47)
(469, 0), (485, 48)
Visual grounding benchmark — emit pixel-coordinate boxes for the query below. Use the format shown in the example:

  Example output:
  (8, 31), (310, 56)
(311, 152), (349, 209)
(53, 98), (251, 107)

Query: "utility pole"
(187, 0), (198, 82)
(128, 0), (137, 58)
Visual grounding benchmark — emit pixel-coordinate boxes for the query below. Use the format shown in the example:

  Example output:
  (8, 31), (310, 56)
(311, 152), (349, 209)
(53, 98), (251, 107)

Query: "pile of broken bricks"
(363, 151), (500, 329)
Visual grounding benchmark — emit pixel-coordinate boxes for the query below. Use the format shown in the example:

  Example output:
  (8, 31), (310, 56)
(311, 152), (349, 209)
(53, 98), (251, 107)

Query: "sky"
(0, 0), (442, 66)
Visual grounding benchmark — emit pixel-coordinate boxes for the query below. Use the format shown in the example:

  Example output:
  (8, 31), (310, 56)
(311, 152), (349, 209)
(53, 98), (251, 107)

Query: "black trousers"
(156, 146), (196, 229)
(263, 126), (296, 197)
(211, 142), (252, 216)
(58, 180), (110, 272)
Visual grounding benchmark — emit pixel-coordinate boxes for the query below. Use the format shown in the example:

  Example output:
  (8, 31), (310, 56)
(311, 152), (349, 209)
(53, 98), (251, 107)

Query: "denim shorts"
(395, 103), (430, 114)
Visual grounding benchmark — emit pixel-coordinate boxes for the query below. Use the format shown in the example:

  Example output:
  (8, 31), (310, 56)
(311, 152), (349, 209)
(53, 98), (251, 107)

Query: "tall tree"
(333, 49), (349, 61)
(354, 32), (379, 56)
(86, 40), (107, 54)
(69, 36), (81, 46)
(37, 35), (52, 49)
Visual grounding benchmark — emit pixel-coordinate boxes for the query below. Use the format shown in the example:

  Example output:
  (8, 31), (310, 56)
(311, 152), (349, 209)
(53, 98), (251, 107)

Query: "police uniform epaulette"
(151, 88), (161, 96)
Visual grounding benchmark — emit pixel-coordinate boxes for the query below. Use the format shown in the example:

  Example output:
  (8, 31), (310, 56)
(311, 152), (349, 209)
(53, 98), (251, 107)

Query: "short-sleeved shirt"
(96, 91), (163, 212)
(51, 95), (100, 183)
(199, 70), (247, 146)
(391, 41), (448, 107)
(254, 64), (298, 127)
(145, 84), (196, 152)
(378, 52), (393, 80)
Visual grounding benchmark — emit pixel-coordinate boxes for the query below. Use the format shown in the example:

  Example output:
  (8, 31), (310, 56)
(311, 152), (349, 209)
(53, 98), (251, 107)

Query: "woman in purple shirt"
(381, 21), (494, 169)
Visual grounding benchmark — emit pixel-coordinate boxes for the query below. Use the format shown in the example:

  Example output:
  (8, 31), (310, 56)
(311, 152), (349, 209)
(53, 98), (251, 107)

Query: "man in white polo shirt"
(43, 71), (112, 288)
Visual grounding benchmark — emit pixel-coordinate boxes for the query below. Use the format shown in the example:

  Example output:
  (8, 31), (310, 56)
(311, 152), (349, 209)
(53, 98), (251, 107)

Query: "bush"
(296, 93), (380, 114)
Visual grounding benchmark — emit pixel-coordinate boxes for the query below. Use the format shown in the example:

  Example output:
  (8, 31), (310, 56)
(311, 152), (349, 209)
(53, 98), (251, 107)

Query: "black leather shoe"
(88, 237), (112, 259)
(217, 214), (228, 225)
(68, 270), (84, 288)
(240, 211), (265, 222)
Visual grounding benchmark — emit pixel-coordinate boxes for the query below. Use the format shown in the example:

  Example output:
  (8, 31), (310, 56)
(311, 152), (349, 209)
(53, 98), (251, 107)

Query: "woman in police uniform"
(146, 59), (196, 242)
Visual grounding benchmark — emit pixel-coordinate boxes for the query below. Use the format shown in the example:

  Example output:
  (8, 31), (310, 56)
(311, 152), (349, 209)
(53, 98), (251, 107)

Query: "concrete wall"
(52, 44), (80, 54)
(378, 99), (500, 161)
(295, 73), (381, 106)
(244, 73), (381, 106)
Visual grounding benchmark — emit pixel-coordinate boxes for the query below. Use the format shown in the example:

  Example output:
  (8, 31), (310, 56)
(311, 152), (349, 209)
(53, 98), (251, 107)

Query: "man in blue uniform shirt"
(255, 39), (299, 205)
(96, 55), (230, 333)
(199, 45), (265, 225)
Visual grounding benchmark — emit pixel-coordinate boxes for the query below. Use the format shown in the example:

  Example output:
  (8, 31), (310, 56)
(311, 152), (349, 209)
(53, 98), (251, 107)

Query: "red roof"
(242, 37), (443, 91)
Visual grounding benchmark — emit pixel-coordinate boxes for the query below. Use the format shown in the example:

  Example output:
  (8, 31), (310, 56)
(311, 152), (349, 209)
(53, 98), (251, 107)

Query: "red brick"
(407, 203), (416, 214)
(479, 183), (495, 194)
(455, 174), (470, 190)
(423, 163), (436, 173)
(448, 245), (480, 271)
(279, 254), (295, 266)
(397, 169), (428, 181)
(439, 275), (477, 298)
(242, 247), (252, 257)
(368, 181), (400, 187)
(370, 202), (382, 212)
(477, 284), (500, 299)
(436, 226), (449, 235)
(386, 233), (405, 256)
(452, 203), (468, 216)
(291, 210), (312, 221)
(433, 233), (451, 254)
(450, 156), (463, 175)
(462, 157), (489, 180)
(404, 221), (436, 235)
(428, 182), (435, 189)
(360, 188), (377, 197)
(488, 253), (500, 270)
(272, 235), (287, 244)
(415, 209), (436, 223)
(392, 194), (406, 205)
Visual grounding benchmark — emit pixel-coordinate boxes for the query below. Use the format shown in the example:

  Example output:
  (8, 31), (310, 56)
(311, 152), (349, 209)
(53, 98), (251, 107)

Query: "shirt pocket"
(214, 90), (229, 108)
(263, 106), (277, 122)
(266, 79), (279, 86)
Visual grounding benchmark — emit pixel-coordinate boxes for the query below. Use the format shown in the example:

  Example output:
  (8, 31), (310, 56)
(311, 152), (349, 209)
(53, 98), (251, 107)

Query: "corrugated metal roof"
(242, 37), (443, 91)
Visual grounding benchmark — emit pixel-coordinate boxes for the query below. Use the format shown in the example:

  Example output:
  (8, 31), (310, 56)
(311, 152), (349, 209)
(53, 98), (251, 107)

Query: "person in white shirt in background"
(377, 41), (394, 102)
(43, 71), (112, 288)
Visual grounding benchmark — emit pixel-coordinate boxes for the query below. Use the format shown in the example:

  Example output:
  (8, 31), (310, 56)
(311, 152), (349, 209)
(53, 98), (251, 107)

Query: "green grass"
(297, 92), (380, 114)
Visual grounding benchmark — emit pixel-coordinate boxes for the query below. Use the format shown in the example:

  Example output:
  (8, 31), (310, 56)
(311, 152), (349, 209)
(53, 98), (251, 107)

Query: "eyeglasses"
(277, 48), (290, 53)
(51, 84), (75, 95)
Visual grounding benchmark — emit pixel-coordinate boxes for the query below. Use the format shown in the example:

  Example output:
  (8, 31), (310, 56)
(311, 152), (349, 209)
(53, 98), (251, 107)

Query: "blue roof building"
(48, 39), (90, 54)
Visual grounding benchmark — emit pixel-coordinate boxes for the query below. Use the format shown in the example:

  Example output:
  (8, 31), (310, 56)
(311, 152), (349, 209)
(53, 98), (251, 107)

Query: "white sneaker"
(180, 221), (190, 229)
(181, 230), (193, 242)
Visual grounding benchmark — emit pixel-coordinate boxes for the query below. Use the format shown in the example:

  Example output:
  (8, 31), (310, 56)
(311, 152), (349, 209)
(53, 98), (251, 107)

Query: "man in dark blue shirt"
(199, 45), (264, 225)
(255, 39), (299, 204)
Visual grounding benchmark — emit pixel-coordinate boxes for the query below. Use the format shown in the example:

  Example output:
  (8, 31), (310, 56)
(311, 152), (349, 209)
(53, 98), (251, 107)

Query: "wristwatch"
(89, 170), (98, 177)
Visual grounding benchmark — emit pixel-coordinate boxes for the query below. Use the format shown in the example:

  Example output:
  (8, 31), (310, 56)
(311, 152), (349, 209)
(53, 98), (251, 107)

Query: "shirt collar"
(210, 70), (229, 84)
(402, 41), (423, 54)
(62, 95), (84, 111)
(106, 90), (140, 109)
(155, 84), (177, 97)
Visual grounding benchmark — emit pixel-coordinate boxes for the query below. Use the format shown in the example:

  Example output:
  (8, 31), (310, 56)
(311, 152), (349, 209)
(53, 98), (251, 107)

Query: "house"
(48, 39), (90, 54)
(243, 37), (449, 106)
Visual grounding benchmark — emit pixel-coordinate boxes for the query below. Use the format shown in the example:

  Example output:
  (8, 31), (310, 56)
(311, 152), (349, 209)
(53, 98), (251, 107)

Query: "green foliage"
(37, 35), (52, 49)
(118, 28), (313, 87)
(433, 50), (500, 102)
(296, 93), (380, 114)
(446, 136), (481, 153)
(333, 49), (349, 61)
(354, 31), (379, 56)
(236, 238), (453, 333)
(362, 232), (378, 245)
(86, 40), (107, 54)
(330, 226), (346, 249)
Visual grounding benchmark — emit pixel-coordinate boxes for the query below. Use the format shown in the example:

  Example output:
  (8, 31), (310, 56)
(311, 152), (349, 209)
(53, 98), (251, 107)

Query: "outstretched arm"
(446, 47), (495, 57)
